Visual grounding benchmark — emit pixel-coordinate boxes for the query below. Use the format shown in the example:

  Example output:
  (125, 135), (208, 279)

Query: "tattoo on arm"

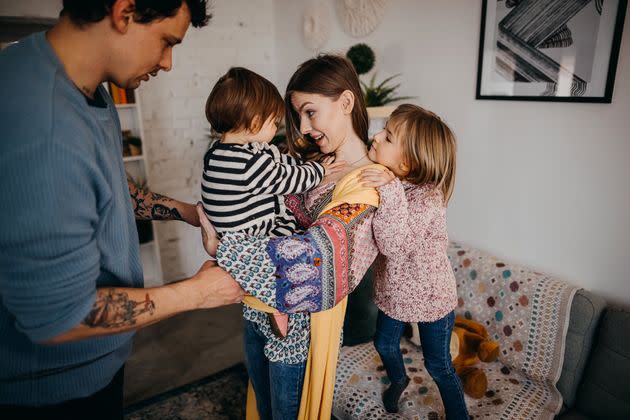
(128, 178), (182, 221)
(82, 290), (156, 328)
(151, 203), (182, 220)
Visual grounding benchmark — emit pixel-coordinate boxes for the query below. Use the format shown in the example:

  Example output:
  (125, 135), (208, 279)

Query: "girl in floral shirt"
(360, 104), (469, 418)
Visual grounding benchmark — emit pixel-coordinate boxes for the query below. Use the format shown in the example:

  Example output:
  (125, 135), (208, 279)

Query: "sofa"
(333, 243), (630, 419)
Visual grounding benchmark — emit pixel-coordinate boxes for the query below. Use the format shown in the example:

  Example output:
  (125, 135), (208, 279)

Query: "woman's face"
(290, 91), (351, 155)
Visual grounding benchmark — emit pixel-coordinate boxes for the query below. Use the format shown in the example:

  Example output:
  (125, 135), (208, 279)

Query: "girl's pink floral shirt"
(372, 179), (458, 323)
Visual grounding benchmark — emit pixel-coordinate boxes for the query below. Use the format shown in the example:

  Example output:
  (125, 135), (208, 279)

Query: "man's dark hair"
(61, 0), (211, 28)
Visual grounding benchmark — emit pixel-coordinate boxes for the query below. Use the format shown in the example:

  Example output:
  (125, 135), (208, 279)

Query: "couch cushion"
(556, 408), (591, 420)
(334, 340), (565, 419)
(556, 289), (606, 410)
(574, 307), (630, 418)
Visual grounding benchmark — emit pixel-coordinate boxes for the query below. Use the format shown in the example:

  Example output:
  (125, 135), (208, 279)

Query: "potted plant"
(346, 43), (415, 118)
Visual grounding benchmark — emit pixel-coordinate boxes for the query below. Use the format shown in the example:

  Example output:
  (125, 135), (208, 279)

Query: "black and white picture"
(476, 0), (627, 102)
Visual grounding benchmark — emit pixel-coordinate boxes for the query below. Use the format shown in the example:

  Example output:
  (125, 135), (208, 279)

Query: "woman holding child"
(207, 54), (378, 420)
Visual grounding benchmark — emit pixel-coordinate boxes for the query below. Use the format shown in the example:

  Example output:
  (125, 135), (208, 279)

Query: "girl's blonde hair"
(389, 104), (457, 205)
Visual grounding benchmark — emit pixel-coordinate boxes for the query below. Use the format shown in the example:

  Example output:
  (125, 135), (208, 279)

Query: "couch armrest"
(556, 289), (606, 411)
(573, 306), (630, 418)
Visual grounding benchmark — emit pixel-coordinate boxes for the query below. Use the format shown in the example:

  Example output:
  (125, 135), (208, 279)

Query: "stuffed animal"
(449, 316), (500, 398)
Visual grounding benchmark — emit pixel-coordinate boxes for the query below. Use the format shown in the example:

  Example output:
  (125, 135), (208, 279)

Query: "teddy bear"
(449, 315), (500, 399)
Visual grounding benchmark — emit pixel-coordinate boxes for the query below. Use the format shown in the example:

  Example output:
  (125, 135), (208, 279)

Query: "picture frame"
(475, 0), (627, 103)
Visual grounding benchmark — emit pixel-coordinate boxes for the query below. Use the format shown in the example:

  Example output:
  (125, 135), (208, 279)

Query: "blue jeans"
(374, 310), (469, 420)
(243, 320), (305, 420)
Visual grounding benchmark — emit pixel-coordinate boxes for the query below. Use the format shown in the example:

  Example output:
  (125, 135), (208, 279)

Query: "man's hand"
(196, 202), (219, 257)
(44, 262), (245, 344)
(191, 261), (244, 309)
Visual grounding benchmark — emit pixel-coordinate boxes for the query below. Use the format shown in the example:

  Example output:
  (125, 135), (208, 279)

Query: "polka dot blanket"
(333, 242), (577, 419)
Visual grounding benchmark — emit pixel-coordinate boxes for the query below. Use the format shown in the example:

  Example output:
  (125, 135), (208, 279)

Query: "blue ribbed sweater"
(0, 32), (144, 405)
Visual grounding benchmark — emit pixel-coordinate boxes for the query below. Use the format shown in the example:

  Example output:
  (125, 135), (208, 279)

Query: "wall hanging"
(336, 0), (387, 37)
(303, 2), (331, 51)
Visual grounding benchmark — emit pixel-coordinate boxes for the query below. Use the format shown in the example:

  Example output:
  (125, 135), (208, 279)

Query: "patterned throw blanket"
(333, 242), (577, 419)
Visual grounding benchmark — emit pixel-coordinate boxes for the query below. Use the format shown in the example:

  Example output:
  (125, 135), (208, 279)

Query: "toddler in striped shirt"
(197, 67), (343, 337)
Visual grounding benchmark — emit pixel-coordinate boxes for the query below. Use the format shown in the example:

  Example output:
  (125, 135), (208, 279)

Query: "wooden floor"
(123, 304), (244, 405)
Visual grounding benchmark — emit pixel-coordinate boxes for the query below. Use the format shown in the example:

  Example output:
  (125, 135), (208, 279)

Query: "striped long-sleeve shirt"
(201, 142), (324, 237)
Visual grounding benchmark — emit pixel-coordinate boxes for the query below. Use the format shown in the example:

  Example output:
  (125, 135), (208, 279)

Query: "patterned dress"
(216, 180), (378, 363)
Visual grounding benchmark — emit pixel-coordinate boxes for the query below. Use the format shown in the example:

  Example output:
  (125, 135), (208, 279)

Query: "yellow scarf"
(244, 164), (385, 420)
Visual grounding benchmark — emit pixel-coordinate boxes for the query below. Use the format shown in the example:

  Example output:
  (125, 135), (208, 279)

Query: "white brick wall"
(139, 0), (277, 282)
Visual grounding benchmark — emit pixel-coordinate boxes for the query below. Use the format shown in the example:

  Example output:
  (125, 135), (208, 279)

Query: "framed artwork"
(476, 0), (627, 103)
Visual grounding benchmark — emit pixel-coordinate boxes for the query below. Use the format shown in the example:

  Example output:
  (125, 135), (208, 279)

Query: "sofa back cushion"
(574, 307), (630, 418)
(556, 289), (606, 409)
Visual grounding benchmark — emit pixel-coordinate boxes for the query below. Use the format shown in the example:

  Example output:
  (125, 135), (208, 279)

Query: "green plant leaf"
(376, 74), (402, 90)
(369, 72), (377, 88)
(361, 72), (415, 107)
(379, 85), (398, 98)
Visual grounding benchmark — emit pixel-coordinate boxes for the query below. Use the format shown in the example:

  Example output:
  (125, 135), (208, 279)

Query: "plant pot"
(367, 105), (396, 119)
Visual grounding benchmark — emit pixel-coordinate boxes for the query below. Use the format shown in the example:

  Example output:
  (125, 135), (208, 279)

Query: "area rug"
(125, 364), (248, 420)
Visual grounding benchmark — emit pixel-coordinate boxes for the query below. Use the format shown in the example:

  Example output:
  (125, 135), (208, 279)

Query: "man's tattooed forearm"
(151, 204), (182, 220)
(82, 290), (156, 328)
(128, 180), (182, 221)
(129, 179), (151, 219)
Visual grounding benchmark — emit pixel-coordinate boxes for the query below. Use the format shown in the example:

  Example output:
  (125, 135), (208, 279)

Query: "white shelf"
(140, 240), (155, 249)
(114, 88), (163, 286)
(123, 155), (144, 162)
(115, 103), (137, 109)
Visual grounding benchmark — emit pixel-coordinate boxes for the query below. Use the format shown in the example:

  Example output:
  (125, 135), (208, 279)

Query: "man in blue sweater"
(0, 1), (244, 418)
